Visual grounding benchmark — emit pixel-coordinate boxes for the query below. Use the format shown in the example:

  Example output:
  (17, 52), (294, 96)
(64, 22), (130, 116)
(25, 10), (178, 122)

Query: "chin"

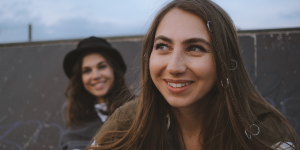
(165, 97), (192, 108)
(91, 92), (107, 98)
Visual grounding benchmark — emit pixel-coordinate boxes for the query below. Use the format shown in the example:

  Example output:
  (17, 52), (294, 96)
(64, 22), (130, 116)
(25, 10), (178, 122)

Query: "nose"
(166, 49), (186, 75)
(91, 69), (101, 80)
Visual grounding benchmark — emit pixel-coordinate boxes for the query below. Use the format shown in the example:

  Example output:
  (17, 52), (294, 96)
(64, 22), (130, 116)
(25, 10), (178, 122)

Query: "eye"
(155, 43), (170, 50)
(98, 65), (107, 69)
(82, 68), (91, 74)
(186, 45), (207, 53)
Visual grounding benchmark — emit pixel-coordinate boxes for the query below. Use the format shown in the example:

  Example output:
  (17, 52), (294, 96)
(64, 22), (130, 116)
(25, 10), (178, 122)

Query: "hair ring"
(230, 60), (237, 70)
(221, 78), (229, 88)
(245, 129), (251, 139)
(245, 124), (260, 139)
(166, 114), (170, 130)
(207, 21), (212, 32)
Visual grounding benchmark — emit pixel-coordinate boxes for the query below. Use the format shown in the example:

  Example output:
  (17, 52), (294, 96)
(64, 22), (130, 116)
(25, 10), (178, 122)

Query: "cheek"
(109, 71), (114, 83)
(105, 68), (114, 83)
(192, 56), (216, 81)
(149, 56), (155, 77)
(149, 53), (162, 80)
(81, 74), (89, 85)
(207, 57), (217, 80)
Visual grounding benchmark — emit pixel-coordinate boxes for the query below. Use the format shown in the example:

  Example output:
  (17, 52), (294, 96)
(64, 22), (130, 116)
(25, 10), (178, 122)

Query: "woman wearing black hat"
(59, 36), (132, 150)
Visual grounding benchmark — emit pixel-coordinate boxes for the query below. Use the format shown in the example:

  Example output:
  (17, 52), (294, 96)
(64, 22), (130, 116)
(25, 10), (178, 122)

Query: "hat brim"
(63, 45), (126, 79)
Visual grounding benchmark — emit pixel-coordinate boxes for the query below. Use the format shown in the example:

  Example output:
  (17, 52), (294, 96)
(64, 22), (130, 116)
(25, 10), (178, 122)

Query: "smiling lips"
(168, 81), (192, 88)
(92, 81), (106, 89)
(165, 79), (193, 93)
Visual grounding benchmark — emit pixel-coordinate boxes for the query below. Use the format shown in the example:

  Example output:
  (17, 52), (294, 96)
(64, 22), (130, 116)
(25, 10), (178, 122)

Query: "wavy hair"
(89, 0), (299, 149)
(65, 50), (131, 127)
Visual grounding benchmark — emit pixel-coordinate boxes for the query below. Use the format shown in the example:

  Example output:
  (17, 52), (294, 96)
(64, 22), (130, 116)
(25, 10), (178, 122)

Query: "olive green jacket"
(94, 98), (139, 143)
(92, 98), (295, 149)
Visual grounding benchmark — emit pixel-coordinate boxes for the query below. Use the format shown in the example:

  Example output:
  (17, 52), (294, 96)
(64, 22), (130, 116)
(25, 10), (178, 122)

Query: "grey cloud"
(31, 17), (147, 41)
(0, 16), (148, 43)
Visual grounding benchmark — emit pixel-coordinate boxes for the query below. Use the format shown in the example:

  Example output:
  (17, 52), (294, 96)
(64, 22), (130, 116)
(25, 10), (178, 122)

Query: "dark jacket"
(60, 102), (104, 150)
(93, 98), (139, 144)
(92, 98), (294, 149)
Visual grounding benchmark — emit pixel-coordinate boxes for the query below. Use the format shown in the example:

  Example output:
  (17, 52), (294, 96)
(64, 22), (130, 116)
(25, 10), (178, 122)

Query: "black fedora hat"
(63, 36), (126, 79)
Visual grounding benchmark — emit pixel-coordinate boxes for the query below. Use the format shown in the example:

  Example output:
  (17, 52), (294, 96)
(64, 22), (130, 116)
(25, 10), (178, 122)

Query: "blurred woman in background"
(88, 0), (299, 150)
(59, 36), (132, 150)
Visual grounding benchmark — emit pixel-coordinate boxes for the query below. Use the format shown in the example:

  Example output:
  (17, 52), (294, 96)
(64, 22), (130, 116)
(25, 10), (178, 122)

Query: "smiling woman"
(59, 37), (132, 150)
(150, 8), (216, 109)
(88, 0), (299, 150)
(81, 53), (115, 103)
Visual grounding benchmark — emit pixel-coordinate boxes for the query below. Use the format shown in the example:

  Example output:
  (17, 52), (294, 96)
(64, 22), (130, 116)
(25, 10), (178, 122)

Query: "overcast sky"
(0, 0), (299, 43)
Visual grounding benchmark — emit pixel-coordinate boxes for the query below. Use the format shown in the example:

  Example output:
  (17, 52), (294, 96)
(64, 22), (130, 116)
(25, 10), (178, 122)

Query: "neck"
(173, 86), (216, 134)
(171, 97), (209, 149)
(172, 103), (204, 138)
(96, 97), (106, 104)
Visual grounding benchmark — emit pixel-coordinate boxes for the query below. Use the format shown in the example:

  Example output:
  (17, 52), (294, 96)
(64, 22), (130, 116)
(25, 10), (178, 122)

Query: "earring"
(245, 124), (260, 139)
(166, 114), (170, 129)
(221, 78), (229, 88)
(207, 21), (212, 32)
(229, 60), (237, 70)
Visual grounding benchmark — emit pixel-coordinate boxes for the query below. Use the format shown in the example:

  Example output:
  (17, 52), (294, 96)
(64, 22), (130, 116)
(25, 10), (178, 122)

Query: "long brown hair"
(65, 50), (131, 127)
(89, 0), (299, 149)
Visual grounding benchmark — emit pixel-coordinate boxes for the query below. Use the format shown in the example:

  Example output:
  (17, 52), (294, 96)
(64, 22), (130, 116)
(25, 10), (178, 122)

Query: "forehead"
(155, 8), (210, 43)
(82, 53), (106, 67)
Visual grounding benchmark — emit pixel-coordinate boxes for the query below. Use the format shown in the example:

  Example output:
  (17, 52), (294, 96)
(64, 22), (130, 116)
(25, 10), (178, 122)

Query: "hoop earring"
(245, 124), (260, 139)
(221, 78), (229, 88)
(207, 21), (212, 32)
(166, 114), (170, 130)
(230, 60), (237, 70)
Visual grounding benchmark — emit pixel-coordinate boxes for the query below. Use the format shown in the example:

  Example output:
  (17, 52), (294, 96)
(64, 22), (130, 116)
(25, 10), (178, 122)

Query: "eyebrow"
(154, 35), (211, 47)
(154, 35), (173, 44)
(97, 61), (106, 65)
(82, 61), (106, 69)
(183, 38), (211, 47)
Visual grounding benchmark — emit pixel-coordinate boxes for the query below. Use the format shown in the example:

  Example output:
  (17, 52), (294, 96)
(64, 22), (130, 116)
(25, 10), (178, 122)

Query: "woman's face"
(149, 8), (217, 109)
(81, 53), (114, 99)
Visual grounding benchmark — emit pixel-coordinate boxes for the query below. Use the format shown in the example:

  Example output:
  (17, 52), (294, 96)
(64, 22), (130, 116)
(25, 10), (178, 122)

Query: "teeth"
(95, 82), (104, 87)
(168, 82), (191, 88)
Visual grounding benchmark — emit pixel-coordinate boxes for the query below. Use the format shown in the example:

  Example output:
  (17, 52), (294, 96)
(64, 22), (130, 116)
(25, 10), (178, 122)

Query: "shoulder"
(251, 101), (282, 133)
(94, 98), (140, 141)
(60, 117), (103, 149)
(62, 117), (103, 138)
(252, 104), (294, 147)
(114, 97), (140, 119)
(108, 97), (139, 123)
(271, 142), (295, 150)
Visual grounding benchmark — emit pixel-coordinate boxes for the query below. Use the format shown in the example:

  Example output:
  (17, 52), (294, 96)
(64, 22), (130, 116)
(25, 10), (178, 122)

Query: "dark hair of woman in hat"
(88, 0), (299, 150)
(60, 37), (132, 149)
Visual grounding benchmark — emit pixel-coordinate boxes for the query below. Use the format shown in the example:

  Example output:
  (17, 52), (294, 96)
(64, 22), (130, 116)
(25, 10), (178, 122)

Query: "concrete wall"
(0, 28), (299, 150)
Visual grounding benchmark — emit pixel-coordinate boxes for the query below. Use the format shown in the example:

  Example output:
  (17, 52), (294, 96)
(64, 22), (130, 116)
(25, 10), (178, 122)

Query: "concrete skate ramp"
(0, 28), (299, 149)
